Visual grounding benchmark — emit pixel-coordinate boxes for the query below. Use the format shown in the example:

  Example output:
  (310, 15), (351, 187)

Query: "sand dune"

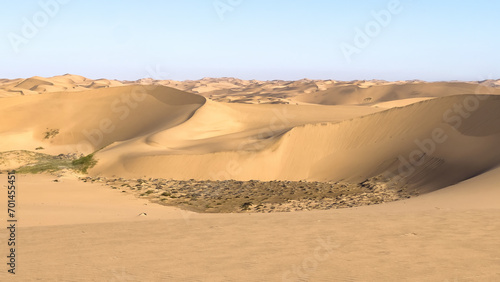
(92, 99), (383, 178)
(1, 77), (499, 195)
(295, 82), (500, 105)
(284, 95), (500, 191)
(0, 85), (206, 155)
(14, 76), (53, 90)
(2, 75), (499, 106)
(1, 76), (499, 193)
(371, 97), (434, 108)
(0, 74), (124, 97)
(91, 95), (500, 195)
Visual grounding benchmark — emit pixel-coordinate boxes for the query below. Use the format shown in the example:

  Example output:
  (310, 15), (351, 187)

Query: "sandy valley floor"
(0, 171), (499, 281)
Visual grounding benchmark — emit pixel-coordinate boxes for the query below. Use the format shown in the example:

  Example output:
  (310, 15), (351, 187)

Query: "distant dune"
(2, 74), (500, 105)
(295, 81), (500, 105)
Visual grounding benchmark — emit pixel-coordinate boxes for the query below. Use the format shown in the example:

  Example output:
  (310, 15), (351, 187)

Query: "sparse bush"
(35, 147), (44, 150)
(17, 159), (72, 174)
(71, 153), (97, 173)
(44, 128), (59, 139)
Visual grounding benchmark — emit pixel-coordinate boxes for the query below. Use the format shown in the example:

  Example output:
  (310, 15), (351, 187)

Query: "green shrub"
(71, 153), (97, 173)
(17, 159), (72, 174)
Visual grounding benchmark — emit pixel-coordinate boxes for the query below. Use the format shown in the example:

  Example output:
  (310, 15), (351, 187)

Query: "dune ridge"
(0, 85), (206, 155)
(90, 94), (500, 196)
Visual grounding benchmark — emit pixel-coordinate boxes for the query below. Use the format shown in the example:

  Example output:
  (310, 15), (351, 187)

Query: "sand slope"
(0, 85), (206, 155)
(92, 95), (500, 194)
(295, 82), (500, 105)
(91, 99), (384, 178)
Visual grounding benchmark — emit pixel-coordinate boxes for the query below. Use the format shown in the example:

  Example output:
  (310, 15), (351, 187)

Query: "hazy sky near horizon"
(1, 0), (499, 81)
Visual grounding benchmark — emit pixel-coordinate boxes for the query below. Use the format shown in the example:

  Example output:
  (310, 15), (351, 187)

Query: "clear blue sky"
(1, 0), (499, 81)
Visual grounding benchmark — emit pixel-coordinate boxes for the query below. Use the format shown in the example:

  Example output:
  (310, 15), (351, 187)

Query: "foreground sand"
(0, 171), (498, 281)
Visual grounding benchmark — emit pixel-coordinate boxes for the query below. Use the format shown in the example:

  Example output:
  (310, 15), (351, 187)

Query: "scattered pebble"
(79, 176), (417, 213)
